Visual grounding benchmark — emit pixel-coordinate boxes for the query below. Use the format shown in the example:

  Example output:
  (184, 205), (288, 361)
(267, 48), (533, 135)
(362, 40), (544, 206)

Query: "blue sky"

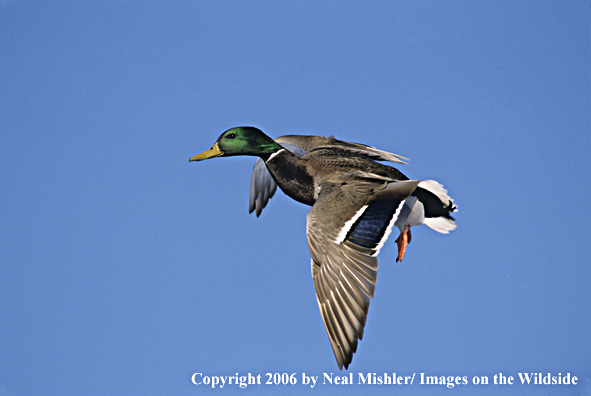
(1, 1), (589, 395)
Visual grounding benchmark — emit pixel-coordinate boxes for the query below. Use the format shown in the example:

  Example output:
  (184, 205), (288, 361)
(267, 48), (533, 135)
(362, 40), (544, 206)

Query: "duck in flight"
(190, 126), (457, 369)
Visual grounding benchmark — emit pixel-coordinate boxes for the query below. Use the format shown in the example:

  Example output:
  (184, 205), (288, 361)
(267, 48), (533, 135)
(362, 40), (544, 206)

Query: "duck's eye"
(227, 133), (237, 139)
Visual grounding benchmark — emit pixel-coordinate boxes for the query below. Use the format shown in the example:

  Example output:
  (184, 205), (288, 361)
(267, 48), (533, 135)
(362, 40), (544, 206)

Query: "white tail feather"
(418, 180), (455, 208)
(424, 216), (457, 234)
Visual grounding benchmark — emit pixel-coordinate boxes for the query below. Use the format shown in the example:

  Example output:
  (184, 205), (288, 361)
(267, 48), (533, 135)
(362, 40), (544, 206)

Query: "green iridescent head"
(190, 127), (282, 162)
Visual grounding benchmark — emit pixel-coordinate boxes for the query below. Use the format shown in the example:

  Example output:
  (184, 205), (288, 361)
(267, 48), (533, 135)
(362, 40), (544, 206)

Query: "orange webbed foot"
(395, 225), (411, 262)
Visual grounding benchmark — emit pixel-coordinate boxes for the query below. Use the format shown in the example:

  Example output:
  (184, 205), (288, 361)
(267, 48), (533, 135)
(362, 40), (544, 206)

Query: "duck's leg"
(395, 225), (412, 262)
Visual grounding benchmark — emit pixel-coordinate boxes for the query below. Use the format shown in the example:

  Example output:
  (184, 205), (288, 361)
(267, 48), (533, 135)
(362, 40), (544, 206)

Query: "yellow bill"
(189, 142), (223, 162)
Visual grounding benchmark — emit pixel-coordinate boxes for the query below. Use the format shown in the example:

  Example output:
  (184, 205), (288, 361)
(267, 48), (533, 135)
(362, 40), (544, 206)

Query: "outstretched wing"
(307, 179), (419, 369)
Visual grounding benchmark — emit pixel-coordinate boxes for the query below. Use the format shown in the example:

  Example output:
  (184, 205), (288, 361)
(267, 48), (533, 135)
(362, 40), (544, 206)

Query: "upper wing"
(307, 179), (419, 369)
(277, 135), (409, 164)
(249, 135), (408, 216)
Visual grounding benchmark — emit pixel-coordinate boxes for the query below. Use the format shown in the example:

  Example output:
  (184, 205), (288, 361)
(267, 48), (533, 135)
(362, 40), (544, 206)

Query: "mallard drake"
(190, 126), (457, 370)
